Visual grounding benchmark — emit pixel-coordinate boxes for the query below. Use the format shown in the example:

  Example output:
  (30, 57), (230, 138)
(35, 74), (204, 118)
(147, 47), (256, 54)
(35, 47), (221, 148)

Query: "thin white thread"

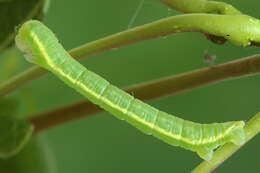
(127, 0), (145, 29)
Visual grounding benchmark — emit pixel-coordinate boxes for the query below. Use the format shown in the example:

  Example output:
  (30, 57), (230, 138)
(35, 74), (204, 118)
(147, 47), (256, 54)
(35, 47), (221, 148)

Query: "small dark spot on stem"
(203, 50), (217, 66)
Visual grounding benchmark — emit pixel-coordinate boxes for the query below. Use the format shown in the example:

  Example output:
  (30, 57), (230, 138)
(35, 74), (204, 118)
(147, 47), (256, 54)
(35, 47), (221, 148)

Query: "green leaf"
(0, 98), (18, 117)
(0, 98), (33, 159)
(0, 136), (57, 173)
(0, 0), (49, 51)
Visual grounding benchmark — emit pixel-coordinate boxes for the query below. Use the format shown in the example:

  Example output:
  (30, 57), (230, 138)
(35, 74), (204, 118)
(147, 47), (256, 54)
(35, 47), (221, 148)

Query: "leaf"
(0, 0), (49, 51)
(0, 98), (18, 117)
(0, 136), (57, 173)
(0, 98), (33, 159)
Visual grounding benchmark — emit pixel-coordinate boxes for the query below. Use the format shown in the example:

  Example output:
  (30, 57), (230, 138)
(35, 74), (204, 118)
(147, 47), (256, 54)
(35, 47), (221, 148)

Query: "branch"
(28, 54), (260, 133)
(160, 0), (241, 14)
(192, 112), (260, 173)
(1, 13), (260, 97)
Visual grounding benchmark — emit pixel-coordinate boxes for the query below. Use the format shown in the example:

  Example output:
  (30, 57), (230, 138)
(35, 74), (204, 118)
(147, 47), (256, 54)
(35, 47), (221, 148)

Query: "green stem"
(1, 13), (260, 97)
(28, 54), (260, 133)
(160, 0), (241, 14)
(0, 67), (45, 96)
(192, 113), (260, 173)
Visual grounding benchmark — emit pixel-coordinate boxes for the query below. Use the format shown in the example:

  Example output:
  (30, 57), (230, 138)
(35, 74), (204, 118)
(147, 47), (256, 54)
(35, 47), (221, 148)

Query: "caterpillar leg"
(196, 147), (214, 161)
(222, 121), (246, 145)
(229, 128), (246, 145)
(196, 132), (245, 161)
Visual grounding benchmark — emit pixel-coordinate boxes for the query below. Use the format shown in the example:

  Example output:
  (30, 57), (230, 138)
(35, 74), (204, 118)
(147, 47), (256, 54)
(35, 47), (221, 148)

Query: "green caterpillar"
(15, 20), (246, 161)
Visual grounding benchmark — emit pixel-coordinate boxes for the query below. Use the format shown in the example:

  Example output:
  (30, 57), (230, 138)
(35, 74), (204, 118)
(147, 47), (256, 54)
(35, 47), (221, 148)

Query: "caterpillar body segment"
(15, 20), (246, 161)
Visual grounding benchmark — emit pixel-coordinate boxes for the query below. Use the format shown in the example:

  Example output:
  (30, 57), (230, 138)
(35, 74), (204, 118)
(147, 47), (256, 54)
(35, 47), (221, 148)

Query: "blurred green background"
(17, 0), (260, 172)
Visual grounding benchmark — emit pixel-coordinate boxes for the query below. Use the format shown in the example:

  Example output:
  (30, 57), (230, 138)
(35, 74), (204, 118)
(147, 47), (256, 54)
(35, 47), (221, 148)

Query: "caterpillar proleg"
(15, 20), (246, 161)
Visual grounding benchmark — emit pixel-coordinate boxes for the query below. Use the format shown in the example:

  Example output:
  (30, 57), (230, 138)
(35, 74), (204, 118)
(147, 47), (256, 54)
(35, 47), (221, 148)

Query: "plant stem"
(160, 0), (241, 14)
(28, 54), (260, 133)
(0, 67), (46, 96)
(2, 13), (260, 97)
(191, 112), (260, 173)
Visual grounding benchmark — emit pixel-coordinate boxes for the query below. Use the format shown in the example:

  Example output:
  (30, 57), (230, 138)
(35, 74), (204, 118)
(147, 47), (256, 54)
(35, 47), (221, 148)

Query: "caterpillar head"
(15, 21), (36, 62)
(15, 20), (58, 69)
